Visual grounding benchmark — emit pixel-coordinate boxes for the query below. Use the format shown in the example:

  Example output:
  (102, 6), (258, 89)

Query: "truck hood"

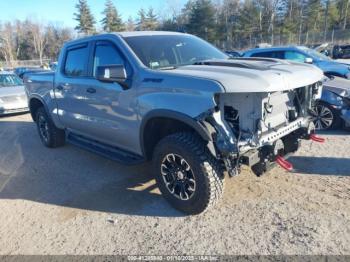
(170, 59), (323, 93)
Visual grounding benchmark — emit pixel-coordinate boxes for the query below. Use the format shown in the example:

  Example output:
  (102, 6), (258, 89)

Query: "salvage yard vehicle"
(25, 32), (325, 214)
(310, 77), (350, 130)
(243, 45), (350, 79)
(0, 71), (29, 115)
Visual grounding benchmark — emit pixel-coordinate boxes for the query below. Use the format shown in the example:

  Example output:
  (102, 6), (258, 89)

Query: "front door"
(55, 40), (139, 152)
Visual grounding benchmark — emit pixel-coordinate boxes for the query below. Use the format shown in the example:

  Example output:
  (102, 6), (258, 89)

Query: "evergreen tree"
(145, 7), (159, 30)
(306, 0), (324, 33)
(160, 18), (180, 31)
(101, 0), (124, 32)
(326, 0), (340, 30)
(185, 0), (217, 42)
(125, 16), (135, 31)
(74, 0), (96, 35)
(136, 8), (147, 30)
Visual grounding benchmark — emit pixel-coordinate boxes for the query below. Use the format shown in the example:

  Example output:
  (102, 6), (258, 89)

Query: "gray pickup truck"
(25, 31), (324, 214)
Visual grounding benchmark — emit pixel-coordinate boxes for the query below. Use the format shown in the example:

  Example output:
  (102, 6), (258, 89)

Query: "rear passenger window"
(64, 45), (89, 77)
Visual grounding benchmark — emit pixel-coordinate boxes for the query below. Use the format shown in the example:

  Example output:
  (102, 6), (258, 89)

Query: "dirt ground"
(0, 113), (349, 255)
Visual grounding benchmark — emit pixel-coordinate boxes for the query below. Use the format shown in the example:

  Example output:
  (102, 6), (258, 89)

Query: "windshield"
(299, 47), (331, 61)
(124, 34), (228, 69)
(0, 74), (23, 87)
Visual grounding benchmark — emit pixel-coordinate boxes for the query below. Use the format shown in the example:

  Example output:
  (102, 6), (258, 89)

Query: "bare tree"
(0, 22), (17, 66)
(343, 0), (350, 29)
(30, 21), (47, 64)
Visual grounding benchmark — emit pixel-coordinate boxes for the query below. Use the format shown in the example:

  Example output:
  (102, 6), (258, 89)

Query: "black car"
(333, 44), (350, 59)
(310, 77), (350, 130)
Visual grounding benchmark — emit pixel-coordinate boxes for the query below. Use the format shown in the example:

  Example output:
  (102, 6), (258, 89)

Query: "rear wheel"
(310, 102), (341, 130)
(36, 107), (65, 148)
(153, 132), (225, 215)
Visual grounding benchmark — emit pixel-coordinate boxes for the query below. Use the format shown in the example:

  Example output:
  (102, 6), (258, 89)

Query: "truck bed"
(24, 71), (55, 96)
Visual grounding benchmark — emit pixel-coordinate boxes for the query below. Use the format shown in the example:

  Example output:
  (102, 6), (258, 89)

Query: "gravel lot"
(0, 113), (349, 255)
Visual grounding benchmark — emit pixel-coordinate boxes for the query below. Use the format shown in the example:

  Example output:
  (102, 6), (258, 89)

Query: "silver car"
(0, 71), (29, 115)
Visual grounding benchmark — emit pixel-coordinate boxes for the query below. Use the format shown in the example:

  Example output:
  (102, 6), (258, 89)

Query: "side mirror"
(96, 64), (127, 84)
(304, 57), (313, 64)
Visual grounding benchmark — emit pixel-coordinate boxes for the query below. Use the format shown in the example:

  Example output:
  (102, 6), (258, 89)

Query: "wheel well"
(29, 98), (44, 121)
(143, 117), (207, 160)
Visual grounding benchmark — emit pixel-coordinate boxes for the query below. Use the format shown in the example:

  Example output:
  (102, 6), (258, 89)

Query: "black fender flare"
(28, 95), (50, 121)
(140, 109), (214, 157)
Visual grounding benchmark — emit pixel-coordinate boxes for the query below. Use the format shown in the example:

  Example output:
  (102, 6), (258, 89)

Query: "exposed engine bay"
(200, 82), (323, 176)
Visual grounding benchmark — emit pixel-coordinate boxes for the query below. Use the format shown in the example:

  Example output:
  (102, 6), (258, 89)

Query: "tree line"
(74, 0), (350, 49)
(1, 0), (350, 65)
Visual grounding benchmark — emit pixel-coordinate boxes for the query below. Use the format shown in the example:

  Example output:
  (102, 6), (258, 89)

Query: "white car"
(0, 71), (29, 115)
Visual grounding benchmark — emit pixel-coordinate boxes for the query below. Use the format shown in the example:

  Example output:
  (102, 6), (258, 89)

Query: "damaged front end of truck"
(194, 66), (325, 177)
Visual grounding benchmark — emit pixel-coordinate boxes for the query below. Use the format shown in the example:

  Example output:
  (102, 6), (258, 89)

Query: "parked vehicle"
(49, 62), (58, 71)
(20, 69), (51, 81)
(312, 43), (331, 57)
(0, 71), (29, 115)
(14, 67), (46, 79)
(310, 77), (350, 130)
(243, 46), (350, 79)
(25, 32), (324, 214)
(225, 50), (241, 58)
(333, 44), (350, 59)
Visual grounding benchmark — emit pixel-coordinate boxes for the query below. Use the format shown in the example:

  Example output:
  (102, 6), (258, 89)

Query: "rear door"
(54, 42), (94, 134)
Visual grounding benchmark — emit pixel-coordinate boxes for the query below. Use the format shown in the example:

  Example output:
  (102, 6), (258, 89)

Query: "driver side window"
(93, 41), (131, 77)
(284, 51), (307, 63)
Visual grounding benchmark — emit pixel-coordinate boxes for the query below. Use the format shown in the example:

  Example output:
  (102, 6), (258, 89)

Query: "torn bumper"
(207, 113), (316, 176)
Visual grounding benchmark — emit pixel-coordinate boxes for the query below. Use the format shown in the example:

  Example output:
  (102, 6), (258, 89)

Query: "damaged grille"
(220, 86), (314, 140)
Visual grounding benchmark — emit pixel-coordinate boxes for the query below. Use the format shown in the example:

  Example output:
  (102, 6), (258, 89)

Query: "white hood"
(171, 59), (323, 93)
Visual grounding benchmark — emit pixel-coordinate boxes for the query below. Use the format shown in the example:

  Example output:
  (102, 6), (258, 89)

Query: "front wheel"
(153, 132), (225, 215)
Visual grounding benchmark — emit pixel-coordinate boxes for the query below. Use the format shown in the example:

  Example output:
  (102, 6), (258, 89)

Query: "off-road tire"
(36, 107), (65, 148)
(153, 132), (225, 215)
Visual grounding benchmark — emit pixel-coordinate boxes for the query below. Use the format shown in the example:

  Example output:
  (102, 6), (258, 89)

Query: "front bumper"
(216, 118), (316, 177)
(238, 122), (315, 176)
(0, 107), (29, 115)
(0, 99), (29, 115)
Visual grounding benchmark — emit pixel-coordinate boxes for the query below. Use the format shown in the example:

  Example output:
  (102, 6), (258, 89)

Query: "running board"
(67, 133), (144, 165)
